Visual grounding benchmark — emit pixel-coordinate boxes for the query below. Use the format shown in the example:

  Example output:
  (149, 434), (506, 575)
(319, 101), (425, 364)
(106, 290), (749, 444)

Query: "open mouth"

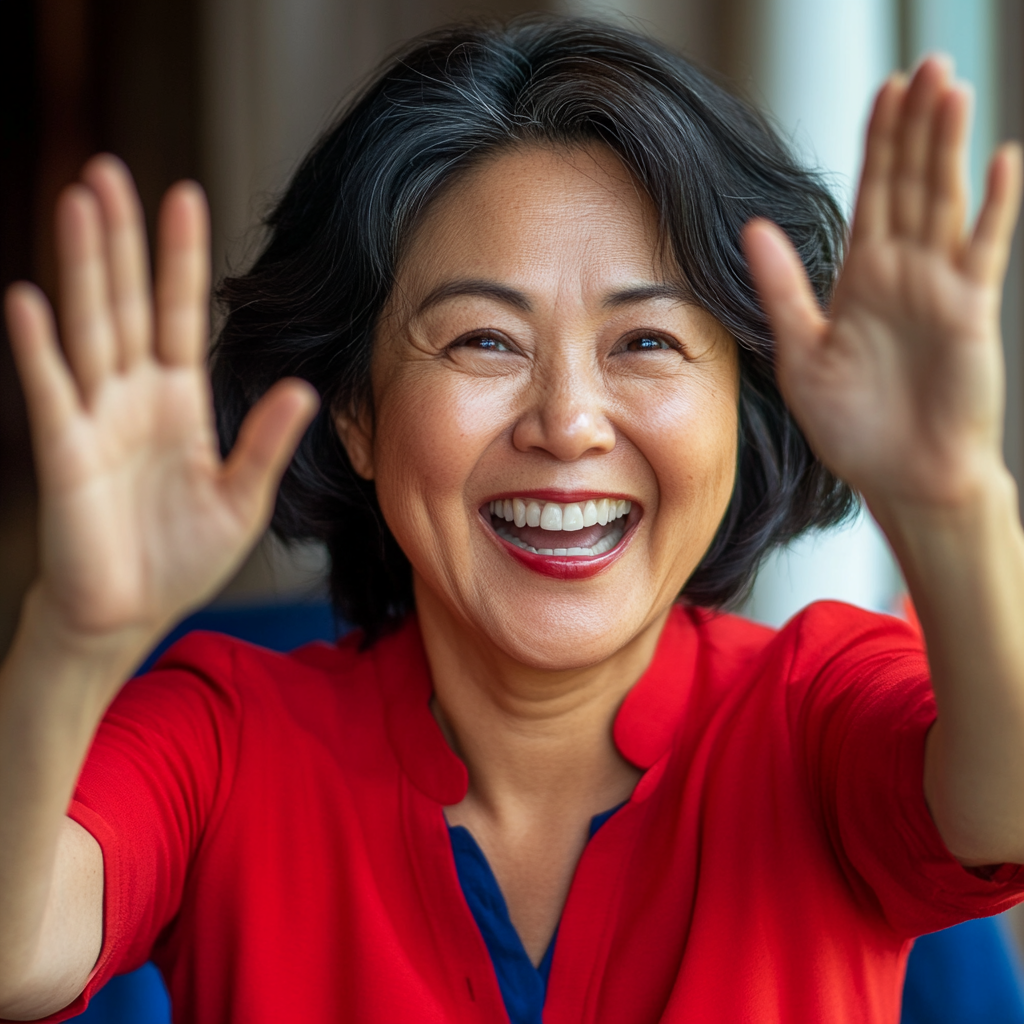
(482, 495), (637, 577)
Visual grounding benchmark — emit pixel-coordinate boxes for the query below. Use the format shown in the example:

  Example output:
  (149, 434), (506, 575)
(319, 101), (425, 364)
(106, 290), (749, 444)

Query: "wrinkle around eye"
(439, 330), (530, 376)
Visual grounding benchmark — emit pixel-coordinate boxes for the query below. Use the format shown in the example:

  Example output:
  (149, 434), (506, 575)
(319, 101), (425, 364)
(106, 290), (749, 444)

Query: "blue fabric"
(73, 963), (170, 1024)
(901, 916), (1024, 1024)
(449, 804), (622, 1024)
(136, 600), (340, 674)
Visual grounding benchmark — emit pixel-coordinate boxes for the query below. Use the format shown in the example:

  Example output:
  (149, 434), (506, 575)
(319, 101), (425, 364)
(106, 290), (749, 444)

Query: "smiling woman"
(212, 19), (853, 637)
(332, 144), (741, 669)
(2, 13), (1024, 1024)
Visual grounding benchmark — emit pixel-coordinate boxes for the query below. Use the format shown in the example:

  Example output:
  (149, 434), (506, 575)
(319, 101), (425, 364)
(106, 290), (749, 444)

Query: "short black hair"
(212, 14), (855, 638)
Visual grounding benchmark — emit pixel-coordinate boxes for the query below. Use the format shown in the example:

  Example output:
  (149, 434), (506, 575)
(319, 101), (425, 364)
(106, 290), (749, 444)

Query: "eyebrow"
(412, 278), (693, 317)
(602, 282), (693, 307)
(415, 280), (532, 316)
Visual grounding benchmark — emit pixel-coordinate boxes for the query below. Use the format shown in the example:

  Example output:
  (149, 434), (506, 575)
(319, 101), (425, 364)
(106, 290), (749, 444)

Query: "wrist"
(870, 463), (1024, 644)
(5, 584), (163, 711)
(867, 459), (1020, 556)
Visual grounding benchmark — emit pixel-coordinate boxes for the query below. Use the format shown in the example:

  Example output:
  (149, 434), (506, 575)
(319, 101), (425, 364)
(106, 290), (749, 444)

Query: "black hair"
(212, 14), (856, 638)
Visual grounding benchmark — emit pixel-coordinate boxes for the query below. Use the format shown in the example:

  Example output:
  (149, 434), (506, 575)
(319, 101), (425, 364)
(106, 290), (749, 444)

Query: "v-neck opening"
(377, 607), (701, 1021)
(447, 804), (625, 1024)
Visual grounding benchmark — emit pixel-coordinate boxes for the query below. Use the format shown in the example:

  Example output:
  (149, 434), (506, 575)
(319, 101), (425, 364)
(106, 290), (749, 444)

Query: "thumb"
(220, 378), (320, 526)
(742, 219), (827, 371)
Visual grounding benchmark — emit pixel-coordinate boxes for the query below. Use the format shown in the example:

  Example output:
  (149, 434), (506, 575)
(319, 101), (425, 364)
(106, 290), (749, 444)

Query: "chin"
(471, 599), (650, 671)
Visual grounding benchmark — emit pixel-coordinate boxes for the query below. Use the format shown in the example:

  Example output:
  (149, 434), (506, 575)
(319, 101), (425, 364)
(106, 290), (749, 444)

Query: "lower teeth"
(494, 523), (624, 557)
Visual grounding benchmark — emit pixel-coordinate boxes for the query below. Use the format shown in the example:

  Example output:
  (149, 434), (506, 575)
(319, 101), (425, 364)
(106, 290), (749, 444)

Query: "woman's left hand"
(746, 58), (1024, 867)
(744, 56), (1021, 518)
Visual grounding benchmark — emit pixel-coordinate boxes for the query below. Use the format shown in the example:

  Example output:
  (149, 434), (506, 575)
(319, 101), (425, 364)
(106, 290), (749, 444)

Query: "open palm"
(746, 58), (1023, 516)
(5, 158), (317, 642)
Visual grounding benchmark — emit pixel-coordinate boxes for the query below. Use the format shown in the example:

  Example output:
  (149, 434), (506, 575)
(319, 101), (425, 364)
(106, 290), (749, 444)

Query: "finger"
(894, 55), (952, 239)
(924, 84), (971, 250)
(81, 155), (153, 369)
(742, 219), (827, 370)
(220, 380), (320, 527)
(5, 283), (81, 447)
(56, 185), (118, 401)
(852, 74), (906, 244)
(963, 143), (1024, 284)
(154, 181), (210, 367)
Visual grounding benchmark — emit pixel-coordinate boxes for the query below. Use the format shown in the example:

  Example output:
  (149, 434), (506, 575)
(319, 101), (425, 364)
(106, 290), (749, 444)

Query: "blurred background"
(0, 0), (1023, 1017)
(2, 0), (1021, 644)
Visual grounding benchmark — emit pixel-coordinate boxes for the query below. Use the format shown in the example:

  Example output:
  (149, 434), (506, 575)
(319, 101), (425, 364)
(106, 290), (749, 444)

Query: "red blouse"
(40, 602), (1024, 1023)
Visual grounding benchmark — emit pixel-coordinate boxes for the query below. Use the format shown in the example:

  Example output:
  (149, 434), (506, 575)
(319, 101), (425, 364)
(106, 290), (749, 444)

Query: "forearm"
(0, 585), (154, 1009)
(873, 465), (1024, 864)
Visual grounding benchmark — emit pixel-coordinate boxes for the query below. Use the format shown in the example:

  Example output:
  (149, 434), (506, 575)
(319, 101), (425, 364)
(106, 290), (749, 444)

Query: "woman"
(1, 16), (1023, 1024)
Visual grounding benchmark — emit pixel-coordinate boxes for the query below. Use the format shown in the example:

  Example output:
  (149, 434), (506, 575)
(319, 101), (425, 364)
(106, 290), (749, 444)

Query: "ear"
(334, 405), (375, 480)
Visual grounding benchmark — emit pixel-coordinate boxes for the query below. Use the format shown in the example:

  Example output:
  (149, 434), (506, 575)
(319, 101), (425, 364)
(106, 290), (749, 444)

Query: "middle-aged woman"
(1, 16), (1024, 1024)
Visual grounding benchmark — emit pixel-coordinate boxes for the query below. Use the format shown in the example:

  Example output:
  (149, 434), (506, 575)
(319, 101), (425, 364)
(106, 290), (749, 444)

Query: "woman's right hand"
(4, 156), (318, 661)
(0, 159), (316, 1018)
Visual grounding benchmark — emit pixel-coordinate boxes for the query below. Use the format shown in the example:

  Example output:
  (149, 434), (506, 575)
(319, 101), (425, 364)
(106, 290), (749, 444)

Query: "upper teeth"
(487, 497), (632, 531)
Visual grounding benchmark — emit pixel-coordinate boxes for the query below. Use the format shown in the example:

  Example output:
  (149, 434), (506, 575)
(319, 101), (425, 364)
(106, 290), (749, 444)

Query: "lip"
(480, 499), (641, 580)
(480, 489), (637, 505)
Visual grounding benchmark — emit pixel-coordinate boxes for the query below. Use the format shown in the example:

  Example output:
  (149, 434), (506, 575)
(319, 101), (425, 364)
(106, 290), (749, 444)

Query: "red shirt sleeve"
(42, 632), (242, 1020)
(786, 601), (1024, 938)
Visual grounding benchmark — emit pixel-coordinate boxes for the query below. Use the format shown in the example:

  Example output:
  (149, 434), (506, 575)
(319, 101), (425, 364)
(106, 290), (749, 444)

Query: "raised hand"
(744, 57), (1022, 520)
(745, 59), (1024, 867)
(4, 157), (318, 650)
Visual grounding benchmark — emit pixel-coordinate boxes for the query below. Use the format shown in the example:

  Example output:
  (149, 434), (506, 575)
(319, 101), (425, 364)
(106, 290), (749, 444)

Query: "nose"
(511, 348), (616, 461)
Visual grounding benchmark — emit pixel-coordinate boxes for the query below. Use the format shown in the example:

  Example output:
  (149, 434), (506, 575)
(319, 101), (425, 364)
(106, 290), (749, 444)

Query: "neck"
(415, 581), (668, 822)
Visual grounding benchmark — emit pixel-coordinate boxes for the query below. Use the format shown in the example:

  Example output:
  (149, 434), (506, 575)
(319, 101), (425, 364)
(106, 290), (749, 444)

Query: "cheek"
(624, 375), (738, 530)
(370, 370), (507, 520)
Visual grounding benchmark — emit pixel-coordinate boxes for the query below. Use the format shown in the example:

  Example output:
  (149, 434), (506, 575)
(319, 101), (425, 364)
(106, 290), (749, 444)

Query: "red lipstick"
(482, 503), (639, 580)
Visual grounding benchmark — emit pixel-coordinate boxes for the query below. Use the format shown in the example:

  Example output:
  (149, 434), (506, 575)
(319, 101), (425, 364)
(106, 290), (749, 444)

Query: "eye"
(621, 333), (677, 353)
(474, 336), (511, 352)
(450, 331), (514, 353)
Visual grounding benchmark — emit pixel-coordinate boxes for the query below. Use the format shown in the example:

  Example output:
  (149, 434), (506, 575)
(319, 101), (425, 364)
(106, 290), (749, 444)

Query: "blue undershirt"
(448, 806), (621, 1024)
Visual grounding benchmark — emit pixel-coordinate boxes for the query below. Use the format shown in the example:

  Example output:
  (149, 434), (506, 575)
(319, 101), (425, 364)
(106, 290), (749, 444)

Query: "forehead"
(395, 143), (669, 300)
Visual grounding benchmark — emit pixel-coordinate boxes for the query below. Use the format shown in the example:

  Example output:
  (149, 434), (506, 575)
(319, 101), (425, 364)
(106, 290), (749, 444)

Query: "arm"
(0, 158), (317, 1018)
(744, 58), (1024, 866)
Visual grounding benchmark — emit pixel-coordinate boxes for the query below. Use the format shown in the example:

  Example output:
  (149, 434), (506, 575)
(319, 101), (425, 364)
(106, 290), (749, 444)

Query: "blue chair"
(135, 600), (340, 675)
(902, 916), (1024, 1024)
(72, 602), (1024, 1024)
(74, 963), (170, 1024)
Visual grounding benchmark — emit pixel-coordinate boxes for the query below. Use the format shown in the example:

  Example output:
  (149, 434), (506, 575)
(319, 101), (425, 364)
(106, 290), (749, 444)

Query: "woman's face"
(339, 144), (739, 670)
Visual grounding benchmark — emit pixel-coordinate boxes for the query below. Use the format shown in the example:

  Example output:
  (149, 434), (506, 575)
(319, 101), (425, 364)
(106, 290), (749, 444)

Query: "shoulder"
(782, 599), (920, 647)
(777, 600), (925, 690)
(109, 624), (379, 734)
(152, 622), (373, 683)
(689, 599), (921, 676)
(766, 603), (930, 752)
(681, 601), (927, 734)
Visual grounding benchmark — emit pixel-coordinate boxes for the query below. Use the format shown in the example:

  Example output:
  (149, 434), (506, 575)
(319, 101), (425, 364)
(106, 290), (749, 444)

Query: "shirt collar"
(374, 606), (699, 806)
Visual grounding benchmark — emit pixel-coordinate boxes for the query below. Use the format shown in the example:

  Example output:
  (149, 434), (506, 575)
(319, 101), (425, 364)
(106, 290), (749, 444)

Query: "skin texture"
(337, 144), (739, 959)
(0, 54), (1022, 1014)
